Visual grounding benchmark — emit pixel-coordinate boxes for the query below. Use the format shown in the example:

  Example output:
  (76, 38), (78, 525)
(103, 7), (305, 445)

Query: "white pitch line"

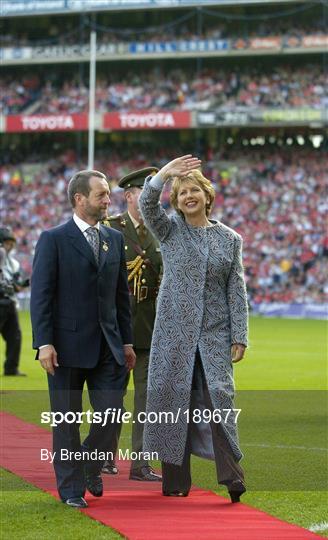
(308, 522), (328, 533)
(247, 350), (322, 356)
(243, 443), (327, 452)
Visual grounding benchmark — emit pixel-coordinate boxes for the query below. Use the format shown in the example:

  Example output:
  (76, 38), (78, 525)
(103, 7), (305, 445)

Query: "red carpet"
(0, 411), (319, 539)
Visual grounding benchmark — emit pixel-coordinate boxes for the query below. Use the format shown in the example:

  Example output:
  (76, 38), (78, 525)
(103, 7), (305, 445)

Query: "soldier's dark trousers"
(0, 300), (22, 375)
(107, 348), (150, 470)
(130, 349), (149, 469)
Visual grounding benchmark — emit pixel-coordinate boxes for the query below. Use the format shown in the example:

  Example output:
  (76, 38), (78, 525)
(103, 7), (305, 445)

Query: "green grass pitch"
(1, 312), (327, 538)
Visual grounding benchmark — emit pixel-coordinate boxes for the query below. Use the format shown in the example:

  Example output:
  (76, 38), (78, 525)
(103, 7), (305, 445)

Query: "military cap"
(118, 167), (159, 190)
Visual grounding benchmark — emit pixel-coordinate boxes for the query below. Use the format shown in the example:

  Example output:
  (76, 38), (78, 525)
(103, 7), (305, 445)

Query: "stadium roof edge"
(0, 0), (310, 19)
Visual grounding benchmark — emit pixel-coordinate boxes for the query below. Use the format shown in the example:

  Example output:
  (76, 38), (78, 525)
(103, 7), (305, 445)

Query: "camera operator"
(0, 227), (29, 376)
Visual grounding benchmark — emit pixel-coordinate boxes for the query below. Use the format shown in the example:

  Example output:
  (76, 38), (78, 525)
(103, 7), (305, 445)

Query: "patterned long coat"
(139, 178), (248, 465)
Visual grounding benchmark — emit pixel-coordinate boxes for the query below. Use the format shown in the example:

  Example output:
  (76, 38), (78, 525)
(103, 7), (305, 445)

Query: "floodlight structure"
(88, 30), (97, 169)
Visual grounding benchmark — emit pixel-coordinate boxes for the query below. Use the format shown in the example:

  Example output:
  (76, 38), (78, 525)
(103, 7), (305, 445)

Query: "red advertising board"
(6, 114), (88, 132)
(103, 111), (191, 130)
(302, 35), (328, 48)
(249, 37), (281, 50)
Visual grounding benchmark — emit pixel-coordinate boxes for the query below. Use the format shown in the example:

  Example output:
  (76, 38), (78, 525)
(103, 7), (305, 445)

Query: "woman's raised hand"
(160, 155), (202, 182)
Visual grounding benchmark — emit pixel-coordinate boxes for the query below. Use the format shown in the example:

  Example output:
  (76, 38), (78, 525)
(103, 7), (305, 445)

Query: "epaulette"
(102, 215), (126, 228)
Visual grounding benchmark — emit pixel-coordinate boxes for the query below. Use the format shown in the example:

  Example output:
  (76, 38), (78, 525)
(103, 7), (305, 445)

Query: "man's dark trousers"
(48, 335), (127, 501)
(31, 219), (132, 501)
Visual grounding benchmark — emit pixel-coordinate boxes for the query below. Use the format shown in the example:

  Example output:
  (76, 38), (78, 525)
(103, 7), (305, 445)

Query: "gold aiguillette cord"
(126, 256), (144, 302)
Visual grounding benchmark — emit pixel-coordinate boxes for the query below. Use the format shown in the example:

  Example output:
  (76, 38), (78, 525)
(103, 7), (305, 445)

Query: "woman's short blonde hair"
(170, 169), (215, 218)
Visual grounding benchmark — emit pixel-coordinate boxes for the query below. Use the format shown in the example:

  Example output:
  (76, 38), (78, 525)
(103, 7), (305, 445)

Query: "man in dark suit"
(30, 169), (136, 508)
(102, 168), (162, 482)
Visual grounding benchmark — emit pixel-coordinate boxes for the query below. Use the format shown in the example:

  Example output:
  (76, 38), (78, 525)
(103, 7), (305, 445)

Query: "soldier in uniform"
(102, 167), (162, 482)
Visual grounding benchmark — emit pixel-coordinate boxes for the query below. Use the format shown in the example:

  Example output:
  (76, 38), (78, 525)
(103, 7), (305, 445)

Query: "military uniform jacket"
(108, 212), (162, 350)
(139, 178), (248, 466)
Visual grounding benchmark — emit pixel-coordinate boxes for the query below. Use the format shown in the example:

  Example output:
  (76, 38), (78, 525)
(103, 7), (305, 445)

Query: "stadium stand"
(1, 0), (327, 313)
(2, 9), (326, 47)
(1, 64), (327, 114)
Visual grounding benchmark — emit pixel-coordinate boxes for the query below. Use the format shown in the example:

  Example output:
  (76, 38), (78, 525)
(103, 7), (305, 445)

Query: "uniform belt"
(129, 286), (159, 301)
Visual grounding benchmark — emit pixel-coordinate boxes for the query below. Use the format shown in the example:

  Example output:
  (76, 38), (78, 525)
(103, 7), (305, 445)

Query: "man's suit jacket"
(30, 218), (132, 368)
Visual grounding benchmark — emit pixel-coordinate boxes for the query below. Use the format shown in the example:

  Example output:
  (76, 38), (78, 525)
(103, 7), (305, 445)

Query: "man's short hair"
(67, 170), (108, 208)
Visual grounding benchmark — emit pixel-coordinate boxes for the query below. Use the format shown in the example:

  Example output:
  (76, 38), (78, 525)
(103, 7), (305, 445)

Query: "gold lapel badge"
(102, 240), (109, 252)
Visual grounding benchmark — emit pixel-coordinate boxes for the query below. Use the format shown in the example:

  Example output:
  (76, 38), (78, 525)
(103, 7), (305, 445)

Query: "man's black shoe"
(102, 460), (119, 475)
(129, 465), (162, 482)
(85, 471), (103, 497)
(64, 497), (88, 508)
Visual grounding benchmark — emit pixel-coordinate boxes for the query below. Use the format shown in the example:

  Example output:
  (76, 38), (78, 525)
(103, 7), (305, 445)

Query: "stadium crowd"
(1, 64), (327, 115)
(1, 148), (327, 306)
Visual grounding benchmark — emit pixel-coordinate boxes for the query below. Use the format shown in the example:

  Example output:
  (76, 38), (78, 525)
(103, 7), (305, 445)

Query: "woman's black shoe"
(228, 481), (246, 503)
